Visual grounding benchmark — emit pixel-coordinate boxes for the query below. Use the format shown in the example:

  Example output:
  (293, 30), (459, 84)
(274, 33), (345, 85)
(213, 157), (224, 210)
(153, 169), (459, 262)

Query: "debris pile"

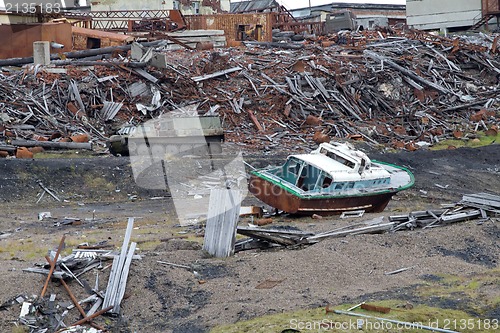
(235, 193), (500, 251)
(9, 218), (139, 332)
(0, 28), (499, 157)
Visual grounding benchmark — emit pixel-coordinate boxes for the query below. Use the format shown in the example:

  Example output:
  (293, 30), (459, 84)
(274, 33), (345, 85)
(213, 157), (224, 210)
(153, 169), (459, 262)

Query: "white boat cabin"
(267, 142), (392, 193)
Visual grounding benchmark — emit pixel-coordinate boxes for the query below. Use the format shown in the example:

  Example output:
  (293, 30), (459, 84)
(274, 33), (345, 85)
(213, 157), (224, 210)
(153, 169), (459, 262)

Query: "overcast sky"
(268, 0), (405, 11)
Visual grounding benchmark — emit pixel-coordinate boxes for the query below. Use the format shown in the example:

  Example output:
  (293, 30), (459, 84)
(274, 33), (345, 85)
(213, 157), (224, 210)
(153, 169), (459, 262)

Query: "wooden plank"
(247, 110), (264, 132)
(133, 69), (159, 84)
(236, 229), (298, 246)
(306, 222), (395, 242)
(440, 210), (481, 223)
(102, 256), (118, 309)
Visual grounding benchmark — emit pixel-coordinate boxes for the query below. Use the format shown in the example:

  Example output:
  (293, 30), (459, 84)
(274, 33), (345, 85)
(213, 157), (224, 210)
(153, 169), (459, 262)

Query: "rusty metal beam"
(58, 273), (105, 331)
(66, 306), (113, 329)
(40, 235), (66, 298)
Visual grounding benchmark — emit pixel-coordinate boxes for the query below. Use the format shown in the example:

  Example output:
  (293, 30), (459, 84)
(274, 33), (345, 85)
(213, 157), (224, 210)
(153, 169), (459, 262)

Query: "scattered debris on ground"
(235, 193), (500, 252)
(13, 218), (139, 333)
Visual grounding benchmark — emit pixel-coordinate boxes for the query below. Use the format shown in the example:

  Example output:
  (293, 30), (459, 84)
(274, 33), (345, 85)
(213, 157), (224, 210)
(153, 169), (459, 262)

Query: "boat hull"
(249, 175), (397, 215)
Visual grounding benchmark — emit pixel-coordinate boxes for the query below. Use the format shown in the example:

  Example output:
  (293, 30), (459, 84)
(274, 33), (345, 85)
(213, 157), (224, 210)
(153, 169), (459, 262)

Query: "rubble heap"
(0, 28), (499, 156)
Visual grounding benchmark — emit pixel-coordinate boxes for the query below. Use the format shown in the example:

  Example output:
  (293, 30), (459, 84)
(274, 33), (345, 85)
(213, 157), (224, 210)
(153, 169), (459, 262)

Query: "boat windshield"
(319, 147), (356, 169)
(268, 158), (302, 184)
(271, 158), (323, 192)
(296, 163), (321, 191)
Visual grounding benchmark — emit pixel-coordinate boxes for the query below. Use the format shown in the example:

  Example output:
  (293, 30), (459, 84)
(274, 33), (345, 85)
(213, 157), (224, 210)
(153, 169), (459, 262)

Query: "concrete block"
(151, 52), (168, 69)
(130, 42), (144, 61)
(33, 41), (50, 66)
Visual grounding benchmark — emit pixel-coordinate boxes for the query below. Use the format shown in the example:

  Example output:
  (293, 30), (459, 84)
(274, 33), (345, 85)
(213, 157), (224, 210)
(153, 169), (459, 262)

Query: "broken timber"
(364, 50), (454, 95)
(235, 192), (498, 252)
(40, 235), (66, 298)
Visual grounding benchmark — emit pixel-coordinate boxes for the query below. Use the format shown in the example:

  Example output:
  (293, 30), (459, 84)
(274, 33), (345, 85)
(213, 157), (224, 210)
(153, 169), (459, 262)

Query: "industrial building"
(91, 0), (230, 15)
(407, 0), (500, 32)
(289, 2), (406, 30)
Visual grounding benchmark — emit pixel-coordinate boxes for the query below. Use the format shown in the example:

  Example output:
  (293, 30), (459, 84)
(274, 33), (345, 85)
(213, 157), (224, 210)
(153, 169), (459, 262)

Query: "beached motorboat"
(249, 142), (414, 215)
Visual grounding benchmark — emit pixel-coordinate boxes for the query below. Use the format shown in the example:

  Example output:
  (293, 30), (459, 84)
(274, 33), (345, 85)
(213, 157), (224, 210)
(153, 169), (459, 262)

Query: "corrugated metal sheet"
(185, 13), (274, 42)
(230, 0), (279, 13)
(101, 101), (123, 120)
(202, 189), (242, 258)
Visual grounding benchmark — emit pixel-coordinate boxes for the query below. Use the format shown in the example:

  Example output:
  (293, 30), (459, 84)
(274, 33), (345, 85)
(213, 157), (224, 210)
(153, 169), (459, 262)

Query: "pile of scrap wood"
(390, 192), (500, 230)
(15, 218), (139, 332)
(235, 193), (499, 251)
(0, 27), (499, 157)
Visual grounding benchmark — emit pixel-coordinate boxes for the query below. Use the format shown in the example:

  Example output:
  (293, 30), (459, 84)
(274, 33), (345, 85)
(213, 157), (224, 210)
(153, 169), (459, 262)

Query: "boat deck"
(374, 161), (414, 190)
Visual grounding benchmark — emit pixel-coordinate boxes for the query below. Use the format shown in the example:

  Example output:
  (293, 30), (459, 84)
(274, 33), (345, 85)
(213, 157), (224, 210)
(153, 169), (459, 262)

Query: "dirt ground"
(0, 144), (499, 333)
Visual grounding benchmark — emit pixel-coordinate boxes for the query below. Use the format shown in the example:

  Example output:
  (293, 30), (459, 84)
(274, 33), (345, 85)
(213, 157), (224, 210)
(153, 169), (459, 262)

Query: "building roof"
(72, 26), (134, 42)
(293, 2), (405, 12)
(230, 0), (280, 13)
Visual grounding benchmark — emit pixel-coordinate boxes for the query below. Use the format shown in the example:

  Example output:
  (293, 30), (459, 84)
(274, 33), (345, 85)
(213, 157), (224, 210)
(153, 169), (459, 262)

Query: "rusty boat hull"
(249, 175), (396, 215)
(248, 160), (414, 216)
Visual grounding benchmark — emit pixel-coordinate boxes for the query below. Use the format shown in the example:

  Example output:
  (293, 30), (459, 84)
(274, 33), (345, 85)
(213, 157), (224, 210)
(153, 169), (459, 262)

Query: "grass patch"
(11, 326), (29, 333)
(83, 174), (115, 191)
(431, 131), (499, 150)
(212, 269), (500, 333)
(34, 151), (95, 159)
(416, 269), (500, 316)
(211, 300), (497, 333)
(0, 239), (48, 260)
(135, 240), (161, 251)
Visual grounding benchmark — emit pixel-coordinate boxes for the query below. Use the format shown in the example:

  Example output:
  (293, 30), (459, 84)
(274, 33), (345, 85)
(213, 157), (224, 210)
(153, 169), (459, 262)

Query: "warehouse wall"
(185, 13), (273, 42)
(407, 0), (482, 31)
(91, 0), (229, 14)
(0, 23), (72, 59)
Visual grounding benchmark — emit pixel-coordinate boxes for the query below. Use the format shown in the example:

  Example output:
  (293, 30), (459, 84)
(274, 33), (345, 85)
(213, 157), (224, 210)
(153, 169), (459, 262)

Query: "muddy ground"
(0, 144), (499, 333)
